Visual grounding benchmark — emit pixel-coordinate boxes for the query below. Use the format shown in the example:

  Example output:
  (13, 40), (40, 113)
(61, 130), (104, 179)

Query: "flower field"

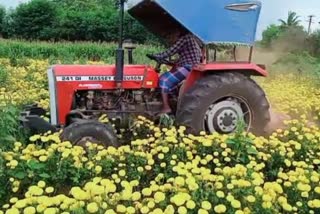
(1, 58), (320, 214)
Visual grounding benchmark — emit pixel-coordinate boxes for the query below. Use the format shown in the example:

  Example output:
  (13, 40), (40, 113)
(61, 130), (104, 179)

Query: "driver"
(152, 31), (203, 114)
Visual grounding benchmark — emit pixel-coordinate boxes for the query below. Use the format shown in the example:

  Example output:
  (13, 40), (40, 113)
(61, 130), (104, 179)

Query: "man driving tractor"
(152, 32), (203, 114)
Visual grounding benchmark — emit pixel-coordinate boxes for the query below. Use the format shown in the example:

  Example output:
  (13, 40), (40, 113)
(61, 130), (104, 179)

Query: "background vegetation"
(0, 0), (159, 43)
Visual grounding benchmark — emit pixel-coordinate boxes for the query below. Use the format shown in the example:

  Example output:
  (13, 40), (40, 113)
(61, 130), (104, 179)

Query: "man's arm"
(154, 35), (187, 59)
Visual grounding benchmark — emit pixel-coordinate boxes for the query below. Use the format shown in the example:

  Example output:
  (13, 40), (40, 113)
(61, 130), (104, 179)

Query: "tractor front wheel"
(176, 72), (270, 136)
(60, 120), (119, 148)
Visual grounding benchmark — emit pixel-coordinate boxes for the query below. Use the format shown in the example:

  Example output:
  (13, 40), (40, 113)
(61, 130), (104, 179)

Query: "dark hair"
(178, 29), (188, 37)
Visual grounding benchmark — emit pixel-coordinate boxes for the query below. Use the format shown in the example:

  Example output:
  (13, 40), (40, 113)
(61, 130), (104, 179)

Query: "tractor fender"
(179, 63), (267, 97)
(193, 63), (267, 76)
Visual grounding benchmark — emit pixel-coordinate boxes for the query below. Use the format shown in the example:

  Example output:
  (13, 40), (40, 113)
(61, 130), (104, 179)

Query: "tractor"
(20, 0), (271, 147)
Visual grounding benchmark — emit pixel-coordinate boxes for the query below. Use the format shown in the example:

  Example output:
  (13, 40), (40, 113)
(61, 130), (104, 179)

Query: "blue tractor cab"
(128, 0), (262, 61)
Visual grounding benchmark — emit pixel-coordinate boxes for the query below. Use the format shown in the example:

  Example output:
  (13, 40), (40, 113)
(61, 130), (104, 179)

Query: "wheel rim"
(204, 96), (252, 134)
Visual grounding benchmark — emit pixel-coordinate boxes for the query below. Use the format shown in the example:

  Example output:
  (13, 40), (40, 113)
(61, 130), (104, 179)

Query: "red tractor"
(21, 0), (270, 147)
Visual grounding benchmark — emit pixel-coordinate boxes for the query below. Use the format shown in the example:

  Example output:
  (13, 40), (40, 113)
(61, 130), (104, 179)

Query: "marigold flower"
(154, 191), (166, 203)
(87, 202), (99, 213)
(186, 200), (196, 209)
(214, 204), (226, 213)
(198, 208), (209, 214)
(201, 201), (212, 210)
(23, 207), (36, 214)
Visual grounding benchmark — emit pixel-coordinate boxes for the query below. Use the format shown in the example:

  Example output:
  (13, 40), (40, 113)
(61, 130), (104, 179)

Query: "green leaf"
(15, 171), (27, 179)
(226, 139), (236, 145)
(3, 136), (16, 142)
(28, 160), (46, 170)
(39, 173), (50, 178)
(247, 147), (258, 155)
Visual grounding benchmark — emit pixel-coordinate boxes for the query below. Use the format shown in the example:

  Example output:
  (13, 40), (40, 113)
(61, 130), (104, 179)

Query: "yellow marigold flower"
(174, 176), (185, 186)
(126, 207), (135, 214)
(104, 209), (116, 214)
(151, 184), (160, 192)
(140, 206), (149, 214)
(235, 211), (244, 214)
(282, 203), (293, 211)
(9, 160), (18, 168)
(116, 204), (127, 213)
(154, 191), (166, 203)
(198, 208), (209, 214)
(262, 202), (272, 209)
(216, 191), (225, 198)
(45, 187), (54, 194)
(147, 201), (155, 209)
(142, 188), (152, 196)
(315, 187), (320, 194)
(145, 165), (152, 170)
(152, 208), (164, 214)
(43, 208), (57, 214)
(214, 204), (227, 213)
(39, 156), (48, 162)
(284, 181), (292, 187)
(231, 200), (241, 209)
(186, 200), (196, 209)
(9, 197), (18, 203)
(2, 204), (9, 209)
(311, 176), (319, 182)
(37, 181), (46, 188)
(87, 202), (99, 213)
(170, 193), (188, 206)
(15, 199), (27, 209)
(162, 205), (174, 213)
(301, 192), (309, 198)
(158, 153), (165, 159)
(95, 165), (102, 174)
(201, 201), (212, 210)
(246, 195), (256, 203)
(5, 208), (19, 214)
(202, 139), (212, 147)
(262, 194), (272, 202)
(118, 170), (126, 177)
(313, 199), (320, 208)
(23, 207), (36, 214)
(227, 184), (234, 189)
(132, 192), (141, 201)
(176, 206), (186, 214)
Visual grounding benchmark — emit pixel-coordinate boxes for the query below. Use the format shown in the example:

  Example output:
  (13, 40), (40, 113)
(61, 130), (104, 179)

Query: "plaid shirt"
(155, 34), (202, 67)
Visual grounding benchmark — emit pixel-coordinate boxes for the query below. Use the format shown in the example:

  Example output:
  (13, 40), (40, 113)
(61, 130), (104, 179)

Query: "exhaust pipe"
(115, 0), (126, 88)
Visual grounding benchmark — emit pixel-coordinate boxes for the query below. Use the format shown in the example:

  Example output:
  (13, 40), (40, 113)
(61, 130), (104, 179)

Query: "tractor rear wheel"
(176, 72), (270, 136)
(60, 120), (119, 148)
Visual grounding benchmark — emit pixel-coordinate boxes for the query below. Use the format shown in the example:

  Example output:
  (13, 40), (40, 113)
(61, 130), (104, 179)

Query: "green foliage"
(0, 39), (163, 64)
(9, 0), (57, 40)
(0, 104), (26, 151)
(159, 114), (175, 128)
(0, 65), (8, 87)
(271, 51), (320, 78)
(3, 0), (158, 44)
(261, 24), (282, 47)
(225, 120), (258, 165)
(0, 5), (5, 36)
(260, 10), (320, 60)
(308, 30), (320, 56)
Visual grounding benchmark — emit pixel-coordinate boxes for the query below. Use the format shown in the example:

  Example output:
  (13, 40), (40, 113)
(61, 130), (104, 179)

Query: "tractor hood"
(128, 0), (262, 45)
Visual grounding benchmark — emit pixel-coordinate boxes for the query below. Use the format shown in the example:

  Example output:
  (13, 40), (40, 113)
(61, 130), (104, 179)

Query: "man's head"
(167, 30), (187, 44)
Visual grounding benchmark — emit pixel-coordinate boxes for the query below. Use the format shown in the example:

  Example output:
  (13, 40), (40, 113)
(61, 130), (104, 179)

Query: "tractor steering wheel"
(146, 54), (175, 72)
